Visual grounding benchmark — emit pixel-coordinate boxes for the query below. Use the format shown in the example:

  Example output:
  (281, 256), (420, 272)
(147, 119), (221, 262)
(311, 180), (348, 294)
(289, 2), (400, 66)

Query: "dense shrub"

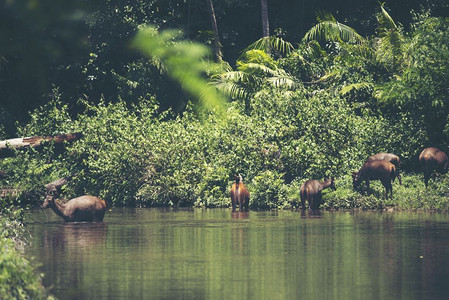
(0, 85), (412, 209)
(1, 12), (448, 211)
(0, 201), (50, 299)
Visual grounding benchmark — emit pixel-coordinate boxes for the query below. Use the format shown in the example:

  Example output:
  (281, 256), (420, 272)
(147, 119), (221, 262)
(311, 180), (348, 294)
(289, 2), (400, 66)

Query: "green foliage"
(0, 201), (50, 299)
(303, 11), (365, 44)
(250, 170), (286, 209)
(2, 8), (449, 212)
(133, 26), (227, 114)
(242, 36), (294, 59)
(0, 238), (49, 300)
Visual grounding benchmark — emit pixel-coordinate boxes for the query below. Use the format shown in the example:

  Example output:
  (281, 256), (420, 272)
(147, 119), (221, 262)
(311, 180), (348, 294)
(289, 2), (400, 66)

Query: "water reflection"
(231, 211), (249, 219)
(25, 209), (449, 299)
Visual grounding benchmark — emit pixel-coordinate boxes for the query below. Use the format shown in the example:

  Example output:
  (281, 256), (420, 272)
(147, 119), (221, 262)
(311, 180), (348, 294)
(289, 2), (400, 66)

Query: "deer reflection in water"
(230, 212), (250, 260)
(43, 222), (107, 250)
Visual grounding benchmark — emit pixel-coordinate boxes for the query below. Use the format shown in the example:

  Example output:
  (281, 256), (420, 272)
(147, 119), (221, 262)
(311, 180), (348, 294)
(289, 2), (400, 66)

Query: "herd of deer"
(41, 147), (448, 221)
(231, 147), (449, 212)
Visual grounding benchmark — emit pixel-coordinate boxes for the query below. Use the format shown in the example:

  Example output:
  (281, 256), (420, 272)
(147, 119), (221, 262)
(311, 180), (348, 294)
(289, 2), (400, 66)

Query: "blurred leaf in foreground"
(133, 26), (227, 114)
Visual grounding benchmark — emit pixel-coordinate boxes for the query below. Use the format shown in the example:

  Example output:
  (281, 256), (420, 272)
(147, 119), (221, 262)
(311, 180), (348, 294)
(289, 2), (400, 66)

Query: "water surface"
(25, 208), (449, 299)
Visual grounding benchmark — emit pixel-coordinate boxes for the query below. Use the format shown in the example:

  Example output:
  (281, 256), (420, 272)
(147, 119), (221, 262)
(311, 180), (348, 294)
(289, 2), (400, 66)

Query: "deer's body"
(300, 178), (335, 210)
(230, 175), (250, 212)
(43, 194), (107, 222)
(353, 160), (396, 198)
(419, 147), (449, 187)
(366, 152), (402, 185)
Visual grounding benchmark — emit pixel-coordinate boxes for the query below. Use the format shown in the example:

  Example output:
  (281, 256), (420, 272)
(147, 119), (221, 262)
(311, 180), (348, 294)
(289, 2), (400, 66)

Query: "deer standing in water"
(42, 178), (107, 222)
(42, 193), (107, 222)
(366, 152), (402, 185)
(230, 174), (250, 212)
(353, 160), (397, 198)
(300, 178), (336, 210)
(419, 147), (449, 187)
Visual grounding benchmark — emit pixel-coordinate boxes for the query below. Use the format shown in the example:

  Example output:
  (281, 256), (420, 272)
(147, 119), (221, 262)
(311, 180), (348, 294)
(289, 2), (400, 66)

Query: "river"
(25, 208), (449, 299)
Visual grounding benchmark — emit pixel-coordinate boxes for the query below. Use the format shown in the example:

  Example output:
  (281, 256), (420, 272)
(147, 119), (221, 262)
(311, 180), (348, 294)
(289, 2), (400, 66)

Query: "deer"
(352, 160), (397, 198)
(42, 177), (107, 222)
(419, 147), (449, 187)
(365, 152), (402, 185)
(42, 193), (107, 222)
(230, 174), (250, 212)
(300, 177), (336, 210)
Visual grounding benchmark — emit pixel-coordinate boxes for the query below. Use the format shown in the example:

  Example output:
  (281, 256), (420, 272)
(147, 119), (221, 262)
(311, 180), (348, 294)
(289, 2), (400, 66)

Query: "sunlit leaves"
(339, 82), (374, 97)
(211, 49), (299, 102)
(303, 11), (365, 44)
(242, 36), (294, 58)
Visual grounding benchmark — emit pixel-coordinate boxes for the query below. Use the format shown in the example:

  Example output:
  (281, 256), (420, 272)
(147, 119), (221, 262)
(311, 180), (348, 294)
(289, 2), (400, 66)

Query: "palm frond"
(316, 10), (336, 23)
(303, 20), (365, 44)
(267, 75), (300, 89)
(238, 62), (280, 77)
(241, 36), (294, 58)
(210, 79), (250, 100)
(339, 82), (374, 96)
(377, 4), (398, 36)
(210, 71), (260, 100)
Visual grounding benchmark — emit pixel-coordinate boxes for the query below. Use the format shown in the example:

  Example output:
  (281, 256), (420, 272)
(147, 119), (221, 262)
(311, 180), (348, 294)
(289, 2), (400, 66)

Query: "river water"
(25, 208), (449, 299)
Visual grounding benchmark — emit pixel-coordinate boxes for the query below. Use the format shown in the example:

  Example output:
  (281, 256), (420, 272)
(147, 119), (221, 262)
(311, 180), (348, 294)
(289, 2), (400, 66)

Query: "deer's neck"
(320, 180), (332, 189)
(49, 198), (69, 219)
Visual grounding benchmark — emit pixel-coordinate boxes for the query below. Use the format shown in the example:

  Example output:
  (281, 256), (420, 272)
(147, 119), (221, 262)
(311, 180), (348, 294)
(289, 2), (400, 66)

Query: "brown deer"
(419, 147), (449, 187)
(230, 174), (250, 212)
(300, 177), (336, 210)
(366, 152), (402, 185)
(42, 191), (107, 222)
(353, 160), (397, 198)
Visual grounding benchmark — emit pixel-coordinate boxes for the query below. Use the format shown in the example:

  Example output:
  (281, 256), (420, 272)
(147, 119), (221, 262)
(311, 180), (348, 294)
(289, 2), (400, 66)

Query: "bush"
(0, 201), (51, 299)
(249, 170), (286, 209)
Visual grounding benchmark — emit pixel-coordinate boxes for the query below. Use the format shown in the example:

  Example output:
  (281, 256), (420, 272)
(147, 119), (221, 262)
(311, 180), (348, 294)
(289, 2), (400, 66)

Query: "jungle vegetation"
(2, 2), (449, 298)
(1, 1), (449, 212)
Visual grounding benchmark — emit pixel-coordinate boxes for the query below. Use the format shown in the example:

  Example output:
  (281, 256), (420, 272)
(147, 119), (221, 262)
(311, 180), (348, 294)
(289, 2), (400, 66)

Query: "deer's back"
(366, 153), (400, 168)
(301, 180), (323, 195)
(359, 160), (395, 180)
(66, 195), (107, 212)
(419, 148), (448, 169)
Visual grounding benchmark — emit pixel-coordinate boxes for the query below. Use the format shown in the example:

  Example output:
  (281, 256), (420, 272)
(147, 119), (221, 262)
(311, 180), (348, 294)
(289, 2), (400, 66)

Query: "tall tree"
(206, 0), (223, 62)
(261, 0), (270, 37)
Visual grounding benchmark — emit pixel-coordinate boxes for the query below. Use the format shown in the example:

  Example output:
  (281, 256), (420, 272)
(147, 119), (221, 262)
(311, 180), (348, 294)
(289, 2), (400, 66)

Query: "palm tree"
(375, 4), (405, 73)
(211, 49), (299, 111)
(303, 11), (365, 44)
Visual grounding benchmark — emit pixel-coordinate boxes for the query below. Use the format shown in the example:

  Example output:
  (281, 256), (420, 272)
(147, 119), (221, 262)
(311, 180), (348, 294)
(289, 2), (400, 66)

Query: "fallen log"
(0, 133), (82, 158)
(44, 174), (76, 194)
(0, 175), (76, 199)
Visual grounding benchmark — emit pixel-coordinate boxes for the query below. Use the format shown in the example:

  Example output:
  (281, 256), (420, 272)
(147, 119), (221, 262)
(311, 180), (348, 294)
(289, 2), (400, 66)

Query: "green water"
(25, 208), (449, 299)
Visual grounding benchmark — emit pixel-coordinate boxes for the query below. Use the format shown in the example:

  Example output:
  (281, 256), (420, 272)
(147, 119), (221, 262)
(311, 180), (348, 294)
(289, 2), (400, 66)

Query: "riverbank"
(0, 204), (52, 299)
(317, 173), (449, 212)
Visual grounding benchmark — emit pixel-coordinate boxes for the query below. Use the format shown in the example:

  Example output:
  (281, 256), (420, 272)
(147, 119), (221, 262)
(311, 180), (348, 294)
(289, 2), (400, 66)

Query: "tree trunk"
(261, 0), (270, 37)
(0, 133), (82, 158)
(205, 0), (223, 62)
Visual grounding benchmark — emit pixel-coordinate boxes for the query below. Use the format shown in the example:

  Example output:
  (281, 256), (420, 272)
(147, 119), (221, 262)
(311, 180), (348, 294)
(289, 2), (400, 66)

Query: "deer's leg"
(424, 172), (429, 188)
(300, 192), (306, 210)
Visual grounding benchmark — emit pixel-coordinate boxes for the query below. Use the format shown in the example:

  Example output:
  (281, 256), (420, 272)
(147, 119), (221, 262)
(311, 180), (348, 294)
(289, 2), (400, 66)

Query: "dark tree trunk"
(261, 0), (270, 37)
(205, 0), (223, 62)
